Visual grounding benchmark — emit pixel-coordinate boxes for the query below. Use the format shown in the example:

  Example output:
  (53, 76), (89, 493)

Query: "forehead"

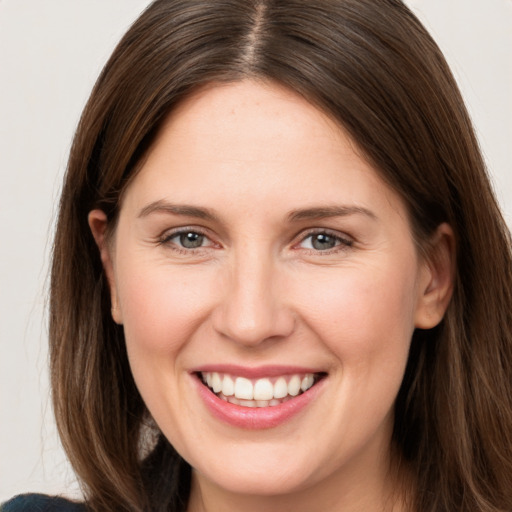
(121, 80), (409, 226)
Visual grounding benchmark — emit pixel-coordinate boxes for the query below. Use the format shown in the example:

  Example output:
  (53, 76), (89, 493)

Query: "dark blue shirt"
(1, 494), (86, 511)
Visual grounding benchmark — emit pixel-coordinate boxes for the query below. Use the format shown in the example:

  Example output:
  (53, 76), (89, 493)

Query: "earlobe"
(88, 209), (123, 325)
(414, 223), (455, 329)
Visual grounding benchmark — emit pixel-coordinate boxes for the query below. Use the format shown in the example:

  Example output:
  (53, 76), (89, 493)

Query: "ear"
(414, 223), (455, 329)
(88, 209), (123, 324)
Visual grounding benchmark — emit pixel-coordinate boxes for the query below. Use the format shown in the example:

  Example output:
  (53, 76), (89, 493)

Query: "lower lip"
(193, 375), (325, 429)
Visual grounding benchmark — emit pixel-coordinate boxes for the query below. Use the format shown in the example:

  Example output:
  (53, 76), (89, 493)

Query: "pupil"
(180, 232), (203, 248)
(312, 234), (336, 250)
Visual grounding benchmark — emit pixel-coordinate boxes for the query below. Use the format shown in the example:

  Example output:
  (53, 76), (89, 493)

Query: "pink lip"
(190, 364), (321, 379)
(192, 371), (326, 430)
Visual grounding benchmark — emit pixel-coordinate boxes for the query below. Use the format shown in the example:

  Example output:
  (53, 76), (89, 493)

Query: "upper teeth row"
(202, 372), (315, 401)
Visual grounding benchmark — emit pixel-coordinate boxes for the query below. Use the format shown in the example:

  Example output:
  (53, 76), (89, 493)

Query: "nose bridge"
(213, 240), (294, 346)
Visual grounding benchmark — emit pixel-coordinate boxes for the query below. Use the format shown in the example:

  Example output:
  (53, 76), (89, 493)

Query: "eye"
(298, 231), (353, 251)
(161, 229), (213, 250)
(177, 231), (206, 249)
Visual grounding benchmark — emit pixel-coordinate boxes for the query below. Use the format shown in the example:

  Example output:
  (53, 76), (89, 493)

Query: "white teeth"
(212, 372), (222, 393)
(253, 378), (274, 401)
(202, 371), (319, 405)
(235, 377), (254, 400)
(301, 374), (314, 391)
(274, 377), (288, 399)
(288, 375), (301, 396)
(221, 375), (234, 396)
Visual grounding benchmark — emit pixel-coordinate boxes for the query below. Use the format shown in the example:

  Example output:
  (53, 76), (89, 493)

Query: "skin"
(90, 80), (454, 512)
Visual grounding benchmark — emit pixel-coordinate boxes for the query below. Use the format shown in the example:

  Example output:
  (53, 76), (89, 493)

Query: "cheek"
(116, 262), (216, 356)
(114, 262), (217, 437)
(291, 261), (418, 369)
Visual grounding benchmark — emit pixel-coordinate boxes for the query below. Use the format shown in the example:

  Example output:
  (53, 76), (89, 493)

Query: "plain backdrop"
(1, 0), (511, 501)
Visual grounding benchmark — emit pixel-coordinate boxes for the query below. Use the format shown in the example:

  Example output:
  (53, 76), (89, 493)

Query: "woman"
(4, 0), (512, 511)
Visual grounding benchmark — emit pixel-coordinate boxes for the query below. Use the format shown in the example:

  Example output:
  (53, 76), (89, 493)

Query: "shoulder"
(1, 494), (86, 512)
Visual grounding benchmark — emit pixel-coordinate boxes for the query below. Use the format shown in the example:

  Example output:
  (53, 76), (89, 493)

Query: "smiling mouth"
(199, 371), (326, 408)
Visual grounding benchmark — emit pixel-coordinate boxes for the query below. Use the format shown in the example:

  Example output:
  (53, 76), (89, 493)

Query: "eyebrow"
(138, 200), (219, 222)
(138, 200), (377, 223)
(287, 205), (377, 222)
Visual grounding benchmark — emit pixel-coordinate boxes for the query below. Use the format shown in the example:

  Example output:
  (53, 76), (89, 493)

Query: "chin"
(193, 460), (316, 496)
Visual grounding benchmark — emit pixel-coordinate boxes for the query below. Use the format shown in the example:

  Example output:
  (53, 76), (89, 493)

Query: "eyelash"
(158, 228), (354, 255)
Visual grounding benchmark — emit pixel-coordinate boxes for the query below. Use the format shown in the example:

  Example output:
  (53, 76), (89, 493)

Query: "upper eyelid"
(295, 227), (353, 243)
(160, 225), (210, 238)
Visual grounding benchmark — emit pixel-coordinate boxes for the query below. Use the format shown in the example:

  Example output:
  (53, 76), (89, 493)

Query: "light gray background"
(1, 0), (511, 501)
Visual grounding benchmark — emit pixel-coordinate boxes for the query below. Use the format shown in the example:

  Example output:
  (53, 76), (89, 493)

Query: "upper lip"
(190, 364), (325, 379)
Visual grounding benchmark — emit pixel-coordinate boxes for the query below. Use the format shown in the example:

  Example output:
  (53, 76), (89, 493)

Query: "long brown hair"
(50, 1), (512, 510)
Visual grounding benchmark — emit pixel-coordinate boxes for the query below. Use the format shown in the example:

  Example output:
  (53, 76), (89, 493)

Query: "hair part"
(50, 1), (512, 510)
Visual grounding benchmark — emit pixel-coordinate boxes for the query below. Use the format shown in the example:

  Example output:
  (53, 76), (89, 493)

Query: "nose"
(211, 249), (295, 347)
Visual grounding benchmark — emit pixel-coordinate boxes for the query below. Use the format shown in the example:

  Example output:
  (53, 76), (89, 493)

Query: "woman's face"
(91, 80), (450, 502)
